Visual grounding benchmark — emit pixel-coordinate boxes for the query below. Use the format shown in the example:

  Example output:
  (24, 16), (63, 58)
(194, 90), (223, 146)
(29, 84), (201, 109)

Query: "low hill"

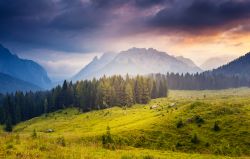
(0, 44), (51, 89)
(72, 48), (202, 80)
(0, 89), (249, 158)
(0, 73), (41, 93)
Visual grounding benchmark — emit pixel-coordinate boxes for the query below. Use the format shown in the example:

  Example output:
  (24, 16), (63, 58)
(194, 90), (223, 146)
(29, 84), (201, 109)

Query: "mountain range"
(0, 44), (51, 93)
(1, 43), (250, 93)
(72, 48), (202, 81)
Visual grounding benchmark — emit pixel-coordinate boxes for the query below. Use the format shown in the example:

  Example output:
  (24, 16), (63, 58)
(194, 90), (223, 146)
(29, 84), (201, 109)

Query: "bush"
(205, 142), (210, 147)
(31, 129), (37, 138)
(143, 155), (154, 159)
(213, 122), (220, 131)
(176, 142), (183, 148)
(56, 137), (66, 147)
(102, 126), (114, 149)
(4, 118), (12, 132)
(176, 119), (184, 128)
(194, 115), (204, 124)
(191, 133), (199, 144)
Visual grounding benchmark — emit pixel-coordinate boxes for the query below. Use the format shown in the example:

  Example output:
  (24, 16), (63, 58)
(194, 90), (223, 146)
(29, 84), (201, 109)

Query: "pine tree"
(124, 83), (133, 106)
(151, 81), (157, 99)
(141, 78), (151, 104)
(134, 76), (142, 103)
(44, 98), (48, 115)
(5, 115), (12, 132)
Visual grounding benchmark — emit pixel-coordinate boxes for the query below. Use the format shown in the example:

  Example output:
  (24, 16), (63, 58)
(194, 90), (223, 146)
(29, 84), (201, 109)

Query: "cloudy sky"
(1, 0), (250, 80)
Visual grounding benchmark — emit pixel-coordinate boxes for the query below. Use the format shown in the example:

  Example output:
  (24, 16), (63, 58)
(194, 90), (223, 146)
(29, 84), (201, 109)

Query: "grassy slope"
(0, 88), (250, 158)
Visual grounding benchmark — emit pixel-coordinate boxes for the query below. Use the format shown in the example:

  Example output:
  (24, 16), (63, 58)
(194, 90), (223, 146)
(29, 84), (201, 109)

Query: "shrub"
(31, 129), (37, 138)
(213, 122), (220, 131)
(205, 142), (210, 147)
(191, 133), (199, 144)
(143, 155), (154, 159)
(4, 118), (12, 132)
(56, 137), (66, 147)
(6, 143), (14, 149)
(176, 142), (183, 148)
(194, 115), (204, 124)
(176, 119), (184, 128)
(102, 126), (114, 149)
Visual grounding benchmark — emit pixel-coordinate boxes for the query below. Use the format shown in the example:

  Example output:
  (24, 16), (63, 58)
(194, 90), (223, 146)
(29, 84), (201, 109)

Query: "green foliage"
(56, 136), (66, 147)
(191, 133), (199, 144)
(0, 75), (168, 130)
(213, 122), (220, 131)
(0, 88), (249, 158)
(143, 155), (154, 159)
(102, 126), (114, 149)
(176, 119), (184, 128)
(31, 129), (37, 138)
(194, 115), (204, 124)
(4, 116), (12, 132)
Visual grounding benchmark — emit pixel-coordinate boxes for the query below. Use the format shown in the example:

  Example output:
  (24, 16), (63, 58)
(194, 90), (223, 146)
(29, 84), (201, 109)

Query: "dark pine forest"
(0, 75), (168, 131)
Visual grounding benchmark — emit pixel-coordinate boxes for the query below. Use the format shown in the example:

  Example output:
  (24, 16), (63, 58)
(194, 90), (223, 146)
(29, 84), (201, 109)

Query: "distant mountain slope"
(200, 56), (235, 70)
(0, 73), (41, 93)
(210, 52), (250, 79)
(176, 56), (202, 71)
(72, 53), (116, 81)
(73, 48), (202, 80)
(0, 44), (51, 88)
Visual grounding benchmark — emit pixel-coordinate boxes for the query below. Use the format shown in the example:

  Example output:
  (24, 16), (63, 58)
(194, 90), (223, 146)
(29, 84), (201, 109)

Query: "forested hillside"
(163, 73), (250, 90)
(210, 52), (250, 79)
(0, 75), (168, 131)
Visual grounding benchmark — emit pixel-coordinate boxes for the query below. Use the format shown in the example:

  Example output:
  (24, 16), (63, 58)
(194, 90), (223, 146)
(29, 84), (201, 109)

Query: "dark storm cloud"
(150, 0), (250, 33)
(0, 0), (250, 52)
(134, 0), (171, 8)
(91, 0), (171, 8)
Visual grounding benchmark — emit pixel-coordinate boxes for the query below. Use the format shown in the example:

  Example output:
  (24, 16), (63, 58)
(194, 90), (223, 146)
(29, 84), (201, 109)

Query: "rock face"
(72, 48), (202, 80)
(0, 44), (51, 89)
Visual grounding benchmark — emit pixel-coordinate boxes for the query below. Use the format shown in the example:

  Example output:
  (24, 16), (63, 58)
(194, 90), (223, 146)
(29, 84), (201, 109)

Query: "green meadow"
(0, 88), (250, 159)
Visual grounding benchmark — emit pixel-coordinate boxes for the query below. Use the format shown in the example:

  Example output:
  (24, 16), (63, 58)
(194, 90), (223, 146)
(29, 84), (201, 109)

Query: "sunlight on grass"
(1, 88), (250, 158)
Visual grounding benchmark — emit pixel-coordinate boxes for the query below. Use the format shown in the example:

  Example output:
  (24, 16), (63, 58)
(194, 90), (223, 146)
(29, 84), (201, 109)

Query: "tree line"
(1, 71), (249, 132)
(162, 72), (250, 90)
(0, 75), (168, 131)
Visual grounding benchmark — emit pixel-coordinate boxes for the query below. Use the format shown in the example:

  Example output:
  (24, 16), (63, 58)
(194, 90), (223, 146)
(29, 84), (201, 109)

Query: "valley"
(0, 88), (249, 159)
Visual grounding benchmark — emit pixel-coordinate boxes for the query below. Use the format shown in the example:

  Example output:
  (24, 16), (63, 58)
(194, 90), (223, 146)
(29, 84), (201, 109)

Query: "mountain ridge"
(210, 52), (250, 79)
(201, 56), (235, 71)
(73, 52), (117, 81)
(0, 72), (41, 93)
(0, 44), (51, 89)
(72, 48), (202, 81)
